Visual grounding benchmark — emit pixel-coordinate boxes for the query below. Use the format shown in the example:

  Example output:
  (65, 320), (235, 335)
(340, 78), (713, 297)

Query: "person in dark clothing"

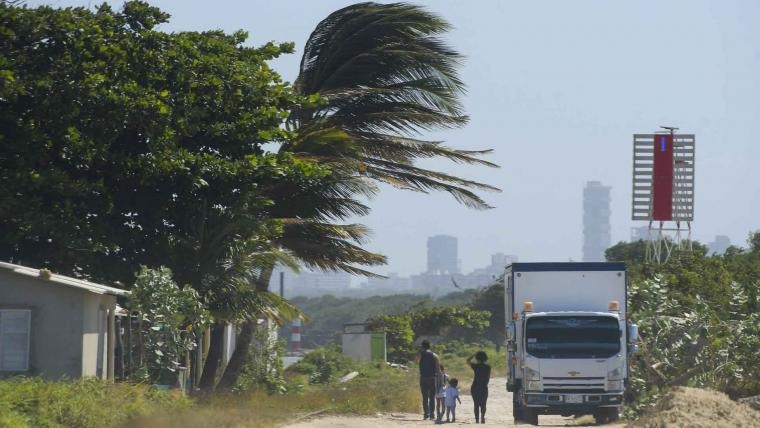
(467, 351), (491, 424)
(415, 339), (441, 420)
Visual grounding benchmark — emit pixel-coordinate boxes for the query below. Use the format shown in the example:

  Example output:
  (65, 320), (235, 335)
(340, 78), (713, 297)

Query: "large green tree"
(0, 2), (309, 284)
(0, 1), (351, 390)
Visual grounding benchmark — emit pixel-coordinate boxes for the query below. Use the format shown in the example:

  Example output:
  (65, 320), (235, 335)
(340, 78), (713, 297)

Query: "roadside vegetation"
(607, 232), (760, 419)
(0, 359), (418, 428)
(0, 378), (190, 428)
(131, 347), (419, 428)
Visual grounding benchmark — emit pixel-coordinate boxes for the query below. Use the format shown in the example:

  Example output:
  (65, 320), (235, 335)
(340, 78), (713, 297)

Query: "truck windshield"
(525, 316), (620, 359)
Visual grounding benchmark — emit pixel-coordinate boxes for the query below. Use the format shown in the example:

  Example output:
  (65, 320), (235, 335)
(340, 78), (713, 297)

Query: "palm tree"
(213, 172), (386, 392)
(286, 2), (499, 207)
(267, 1), (500, 286)
(217, 2), (500, 390)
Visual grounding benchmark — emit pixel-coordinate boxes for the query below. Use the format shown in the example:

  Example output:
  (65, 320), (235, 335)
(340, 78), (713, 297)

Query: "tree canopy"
(0, 2), (321, 292)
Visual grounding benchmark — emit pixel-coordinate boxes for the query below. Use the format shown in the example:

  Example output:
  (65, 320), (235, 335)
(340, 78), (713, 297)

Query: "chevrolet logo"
(567, 371), (581, 376)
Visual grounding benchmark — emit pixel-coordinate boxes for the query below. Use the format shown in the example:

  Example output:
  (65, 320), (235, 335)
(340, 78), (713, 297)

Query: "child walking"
(435, 365), (449, 421)
(444, 378), (462, 422)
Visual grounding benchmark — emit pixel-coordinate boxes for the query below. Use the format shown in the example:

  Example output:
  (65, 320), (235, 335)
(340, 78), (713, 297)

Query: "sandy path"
(285, 377), (624, 427)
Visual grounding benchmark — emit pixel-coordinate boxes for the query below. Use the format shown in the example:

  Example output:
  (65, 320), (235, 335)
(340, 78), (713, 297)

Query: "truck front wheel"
(605, 407), (620, 422)
(594, 407), (619, 424)
(523, 407), (539, 425)
(512, 400), (524, 423)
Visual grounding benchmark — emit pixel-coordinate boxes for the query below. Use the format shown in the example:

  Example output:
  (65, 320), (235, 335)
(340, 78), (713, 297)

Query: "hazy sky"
(29, 1), (760, 276)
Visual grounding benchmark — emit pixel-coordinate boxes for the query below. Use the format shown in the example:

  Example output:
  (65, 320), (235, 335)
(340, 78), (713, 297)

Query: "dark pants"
(420, 376), (436, 417)
(472, 388), (488, 421)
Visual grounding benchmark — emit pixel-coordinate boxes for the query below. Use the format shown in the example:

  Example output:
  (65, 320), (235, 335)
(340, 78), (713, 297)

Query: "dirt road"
(285, 377), (624, 427)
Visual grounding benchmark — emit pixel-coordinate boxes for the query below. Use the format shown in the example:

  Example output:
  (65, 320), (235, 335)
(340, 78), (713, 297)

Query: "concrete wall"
(81, 292), (115, 378)
(342, 333), (373, 361)
(0, 270), (84, 378)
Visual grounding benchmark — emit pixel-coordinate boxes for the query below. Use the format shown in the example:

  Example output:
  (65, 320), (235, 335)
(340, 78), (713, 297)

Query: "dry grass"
(131, 368), (420, 428)
(628, 386), (760, 428)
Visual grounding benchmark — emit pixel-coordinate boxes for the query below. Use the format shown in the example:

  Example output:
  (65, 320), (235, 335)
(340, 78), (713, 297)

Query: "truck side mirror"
(506, 323), (515, 342)
(627, 323), (639, 343)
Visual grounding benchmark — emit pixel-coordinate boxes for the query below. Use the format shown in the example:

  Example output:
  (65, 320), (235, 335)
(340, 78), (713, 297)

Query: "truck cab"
(504, 263), (638, 425)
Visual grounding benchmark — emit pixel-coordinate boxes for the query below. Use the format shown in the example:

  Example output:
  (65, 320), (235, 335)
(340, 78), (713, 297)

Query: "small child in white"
(435, 365), (449, 421)
(444, 377), (462, 422)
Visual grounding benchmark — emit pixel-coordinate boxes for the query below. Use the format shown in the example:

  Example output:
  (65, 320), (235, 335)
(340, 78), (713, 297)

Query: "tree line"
(606, 234), (760, 413)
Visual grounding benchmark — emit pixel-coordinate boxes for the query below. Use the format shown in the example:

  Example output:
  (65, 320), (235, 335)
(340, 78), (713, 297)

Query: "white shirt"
(444, 385), (459, 407)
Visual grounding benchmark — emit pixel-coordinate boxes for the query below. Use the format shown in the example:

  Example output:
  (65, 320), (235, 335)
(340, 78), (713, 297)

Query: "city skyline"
(26, 0), (760, 276)
(274, 233), (518, 297)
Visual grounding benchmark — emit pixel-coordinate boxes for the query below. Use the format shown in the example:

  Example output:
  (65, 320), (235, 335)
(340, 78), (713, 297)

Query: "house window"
(0, 310), (31, 371)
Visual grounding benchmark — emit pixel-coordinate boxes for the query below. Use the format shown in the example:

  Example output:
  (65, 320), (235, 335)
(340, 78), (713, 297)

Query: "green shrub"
(0, 377), (190, 428)
(287, 345), (354, 385)
(235, 328), (289, 394)
(367, 306), (491, 363)
(127, 266), (211, 385)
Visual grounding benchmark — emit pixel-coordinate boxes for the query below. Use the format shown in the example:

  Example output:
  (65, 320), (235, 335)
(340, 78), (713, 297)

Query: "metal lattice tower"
(631, 128), (695, 263)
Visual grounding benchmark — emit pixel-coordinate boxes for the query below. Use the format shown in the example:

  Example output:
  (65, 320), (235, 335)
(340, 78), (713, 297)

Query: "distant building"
(411, 271), (463, 298)
(270, 268), (352, 298)
(366, 273), (412, 294)
(411, 252), (519, 296)
(707, 235), (731, 255)
(468, 253), (518, 283)
(427, 235), (459, 274)
(583, 181), (612, 262)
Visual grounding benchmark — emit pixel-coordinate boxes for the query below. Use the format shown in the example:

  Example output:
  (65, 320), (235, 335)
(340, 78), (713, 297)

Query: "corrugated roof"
(0, 261), (128, 296)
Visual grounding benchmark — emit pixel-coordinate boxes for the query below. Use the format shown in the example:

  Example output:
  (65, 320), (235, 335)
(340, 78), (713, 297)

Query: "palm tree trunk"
(213, 264), (277, 391)
(198, 322), (225, 392)
(215, 320), (257, 392)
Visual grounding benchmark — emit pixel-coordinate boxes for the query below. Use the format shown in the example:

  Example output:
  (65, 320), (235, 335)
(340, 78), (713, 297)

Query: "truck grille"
(542, 377), (605, 391)
(543, 377), (604, 381)
(543, 388), (606, 393)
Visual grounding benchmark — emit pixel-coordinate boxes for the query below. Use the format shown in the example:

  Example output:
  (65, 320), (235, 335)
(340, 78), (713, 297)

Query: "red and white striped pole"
(290, 318), (301, 351)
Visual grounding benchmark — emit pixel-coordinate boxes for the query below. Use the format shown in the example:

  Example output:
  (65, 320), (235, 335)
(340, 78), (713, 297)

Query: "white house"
(0, 261), (127, 379)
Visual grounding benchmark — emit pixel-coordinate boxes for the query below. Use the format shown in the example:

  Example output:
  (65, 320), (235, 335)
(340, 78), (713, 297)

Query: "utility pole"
(279, 271), (285, 298)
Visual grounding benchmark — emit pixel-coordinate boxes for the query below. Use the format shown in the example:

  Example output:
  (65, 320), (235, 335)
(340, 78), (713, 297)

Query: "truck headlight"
(525, 367), (541, 391)
(526, 380), (542, 391)
(606, 380), (623, 391)
(608, 367), (623, 380)
(526, 367), (540, 380)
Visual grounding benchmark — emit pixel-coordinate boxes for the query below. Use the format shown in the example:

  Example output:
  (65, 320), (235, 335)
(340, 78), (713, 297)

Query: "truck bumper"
(524, 392), (623, 411)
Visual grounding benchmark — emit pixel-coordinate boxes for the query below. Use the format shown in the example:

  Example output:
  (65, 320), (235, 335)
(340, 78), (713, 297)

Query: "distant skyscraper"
(583, 181), (611, 262)
(707, 235), (731, 255)
(490, 253), (518, 270)
(427, 235), (459, 274)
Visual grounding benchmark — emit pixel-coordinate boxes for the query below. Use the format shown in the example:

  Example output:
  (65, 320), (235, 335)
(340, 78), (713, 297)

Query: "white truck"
(504, 263), (638, 425)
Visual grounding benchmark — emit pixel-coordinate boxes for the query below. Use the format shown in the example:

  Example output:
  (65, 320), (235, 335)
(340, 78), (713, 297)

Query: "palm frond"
(289, 2), (500, 210)
(295, 2), (465, 128)
(267, 168), (376, 221)
(279, 219), (386, 277)
(350, 132), (498, 167)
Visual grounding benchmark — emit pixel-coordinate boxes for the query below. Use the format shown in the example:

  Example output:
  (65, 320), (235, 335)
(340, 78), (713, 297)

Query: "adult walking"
(467, 351), (491, 424)
(415, 339), (441, 420)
